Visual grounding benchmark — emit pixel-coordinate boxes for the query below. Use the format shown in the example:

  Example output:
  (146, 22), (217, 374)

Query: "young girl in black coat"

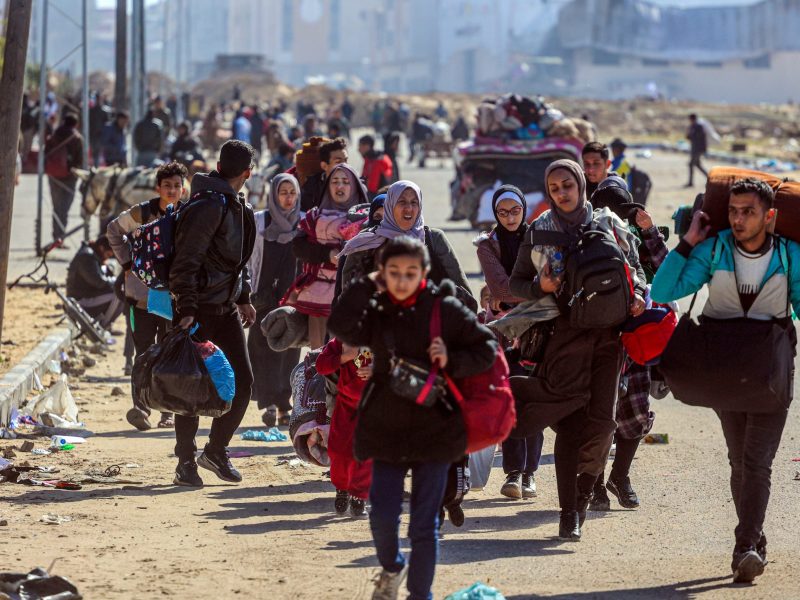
(329, 236), (497, 600)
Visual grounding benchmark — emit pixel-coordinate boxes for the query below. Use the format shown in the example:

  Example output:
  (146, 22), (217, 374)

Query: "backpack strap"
(530, 229), (573, 248)
(687, 236), (721, 317)
(776, 236), (792, 317)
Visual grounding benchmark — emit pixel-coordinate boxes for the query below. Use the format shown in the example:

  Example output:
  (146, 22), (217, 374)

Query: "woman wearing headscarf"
(337, 180), (477, 312)
(246, 173), (302, 426)
(508, 159), (647, 541)
(286, 163), (369, 348)
(474, 185), (544, 501)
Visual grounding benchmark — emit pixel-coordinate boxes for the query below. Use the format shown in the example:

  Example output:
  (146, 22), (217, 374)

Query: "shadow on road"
(503, 575), (736, 599)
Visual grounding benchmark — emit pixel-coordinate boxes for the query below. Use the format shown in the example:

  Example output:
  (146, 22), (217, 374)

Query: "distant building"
(557, 0), (800, 103)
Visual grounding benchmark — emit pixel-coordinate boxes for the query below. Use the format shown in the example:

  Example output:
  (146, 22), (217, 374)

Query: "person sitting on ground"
(651, 178), (800, 584)
(107, 161), (189, 432)
(65, 235), (124, 330)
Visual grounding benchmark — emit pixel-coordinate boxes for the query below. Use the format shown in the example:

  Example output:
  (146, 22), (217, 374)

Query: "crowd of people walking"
(21, 88), (791, 599)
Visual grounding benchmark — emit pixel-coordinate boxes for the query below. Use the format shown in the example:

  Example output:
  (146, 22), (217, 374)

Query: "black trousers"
(247, 306), (300, 412)
(688, 151), (708, 185)
(130, 304), (170, 417)
(717, 408), (789, 550)
(174, 310), (254, 460)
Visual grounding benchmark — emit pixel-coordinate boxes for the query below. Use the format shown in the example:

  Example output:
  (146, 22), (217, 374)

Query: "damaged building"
(555, 0), (800, 103)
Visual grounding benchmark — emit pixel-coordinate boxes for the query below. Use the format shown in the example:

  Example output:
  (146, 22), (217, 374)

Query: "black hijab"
(492, 184), (528, 275)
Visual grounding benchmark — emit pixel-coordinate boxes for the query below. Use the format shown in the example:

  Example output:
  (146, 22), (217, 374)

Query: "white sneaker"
(371, 565), (408, 600)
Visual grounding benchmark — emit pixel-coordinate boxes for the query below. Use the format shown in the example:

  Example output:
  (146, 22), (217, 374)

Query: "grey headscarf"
(544, 159), (592, 235)
(265, 173), (301, 244)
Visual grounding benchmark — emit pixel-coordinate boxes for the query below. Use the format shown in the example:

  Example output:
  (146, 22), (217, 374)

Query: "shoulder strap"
(688, 236), (721, 317)
(430, 297), (443, 340)
(777, 237), (791, 316)
(530, 230), (573, 248)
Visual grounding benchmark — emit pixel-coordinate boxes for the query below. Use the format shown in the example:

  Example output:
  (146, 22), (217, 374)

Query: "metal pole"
(35, 0), (49, 257)
(81, 0), (90, 240)
(160, 0), (167, 97)
(139, 0), (146, 108)
(130, 0), (139, 166)
(114, 0), (127, 111)
(0, 0), (34, 342)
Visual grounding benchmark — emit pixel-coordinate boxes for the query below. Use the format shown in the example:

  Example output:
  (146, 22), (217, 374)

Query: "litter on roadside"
(241, 427), (287, 442)
(39, 514), (72, 525)
(794, 471), (800, 481)
(0, 567), (81, 600)
(445, 582), (506, 600)
(643, 433), (670, 444)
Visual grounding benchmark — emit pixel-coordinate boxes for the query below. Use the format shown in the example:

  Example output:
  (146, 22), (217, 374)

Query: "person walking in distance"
(651, 178), (800, 583)
(169, 140), (257, 487)
(686, 113), (709, 188)
(44, 112), (84, 242)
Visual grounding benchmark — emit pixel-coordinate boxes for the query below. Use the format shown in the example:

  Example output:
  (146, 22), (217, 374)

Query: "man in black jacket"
(169, 140), (258, 487)
(133, 110), (164, 167)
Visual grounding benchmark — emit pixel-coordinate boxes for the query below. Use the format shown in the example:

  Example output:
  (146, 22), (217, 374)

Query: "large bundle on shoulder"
(702, 166), (800, 242)
(289, 350), (330, 467)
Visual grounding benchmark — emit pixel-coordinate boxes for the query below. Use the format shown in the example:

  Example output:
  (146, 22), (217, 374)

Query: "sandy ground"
(0, 287), (65, 376)
(1, 151), (798, 599)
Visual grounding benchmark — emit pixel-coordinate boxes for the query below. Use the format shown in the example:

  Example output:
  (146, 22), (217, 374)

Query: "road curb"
(0, 327), (73, 427)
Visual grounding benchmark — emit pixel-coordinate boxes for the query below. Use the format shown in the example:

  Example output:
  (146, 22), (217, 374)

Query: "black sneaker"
(757, 533), (768, 563)
(335, 489), (350, 514)
(558, 510), (581, 541)
(349, 497), (367, 518)
(197, 447), (242, 483)
(126, 407), (152, 431)
(261, 406), (278, 428)
(521, 473), (537, 498)
(589, 482), (611, 511)
(447, 504), (465, 527)
(500, 472), (522, 499)
(174, 459), (203, 487)
(732, 546), (766, 583)
(576, 493), (592, 527)
(606, 474), (640, 509)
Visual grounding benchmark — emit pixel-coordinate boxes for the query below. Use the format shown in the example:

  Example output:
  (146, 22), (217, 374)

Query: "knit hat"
(592, 175), (637, 221)
(294, 136), (330, 186)
(262, 307), (309, 352)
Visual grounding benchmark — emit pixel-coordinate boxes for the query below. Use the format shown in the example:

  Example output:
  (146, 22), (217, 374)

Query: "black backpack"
(532, 224), (633, 329)
(629, 167), (652, 206)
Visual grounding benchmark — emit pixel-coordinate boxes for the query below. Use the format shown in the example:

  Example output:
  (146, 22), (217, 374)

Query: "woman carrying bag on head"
(330, 236), (497, 600)
(509, 159), (647, 541)
(475, 184), (544, 500)
(246, 173), (302, 427)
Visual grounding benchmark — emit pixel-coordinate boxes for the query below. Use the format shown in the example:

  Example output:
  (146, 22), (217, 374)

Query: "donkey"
(74, 165), (158, 221)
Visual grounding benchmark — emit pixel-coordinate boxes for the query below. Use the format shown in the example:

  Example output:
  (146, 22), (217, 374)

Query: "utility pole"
(34, 0), (48, 256)
(81, 0), (89, 169)
(114, 0), (127, 111)
(0, 0), (33, 341)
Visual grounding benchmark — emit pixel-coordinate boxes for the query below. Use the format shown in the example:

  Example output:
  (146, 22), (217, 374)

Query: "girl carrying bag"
(659, 238), (796, 413)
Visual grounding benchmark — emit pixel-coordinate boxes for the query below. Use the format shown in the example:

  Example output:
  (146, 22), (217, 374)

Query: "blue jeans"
(502, 431), (544, 476)
(370, 460), (450, 600)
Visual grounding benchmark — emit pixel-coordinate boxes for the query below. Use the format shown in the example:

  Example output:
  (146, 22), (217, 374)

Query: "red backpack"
(431, 298), (516, 453)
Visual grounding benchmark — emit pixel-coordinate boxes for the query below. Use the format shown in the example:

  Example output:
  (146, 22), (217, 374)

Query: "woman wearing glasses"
(475, 184), (544, 501)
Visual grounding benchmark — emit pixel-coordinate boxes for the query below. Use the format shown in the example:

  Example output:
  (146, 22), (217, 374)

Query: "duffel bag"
(702, 167), (800, 242)
(659, 301), (795, 413)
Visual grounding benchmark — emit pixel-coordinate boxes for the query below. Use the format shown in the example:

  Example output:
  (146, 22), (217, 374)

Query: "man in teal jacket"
(651, 178), (800, 584)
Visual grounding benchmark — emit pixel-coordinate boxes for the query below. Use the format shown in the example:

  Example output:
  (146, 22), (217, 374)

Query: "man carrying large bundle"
(651, 178), (800, 583)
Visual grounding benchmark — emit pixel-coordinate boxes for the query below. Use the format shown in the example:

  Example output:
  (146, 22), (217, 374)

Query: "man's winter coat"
(169, 172), (256, 318)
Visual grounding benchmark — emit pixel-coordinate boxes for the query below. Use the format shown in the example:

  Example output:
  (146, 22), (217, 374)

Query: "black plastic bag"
(132, 328), (231, 418)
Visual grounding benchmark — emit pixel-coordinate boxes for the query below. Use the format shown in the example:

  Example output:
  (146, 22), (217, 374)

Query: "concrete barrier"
(0, 327), (73, 427)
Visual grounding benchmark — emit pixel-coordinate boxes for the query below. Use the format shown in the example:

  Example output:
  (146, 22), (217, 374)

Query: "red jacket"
(361, 151), (394, 195)
(316, 338), (371, 407)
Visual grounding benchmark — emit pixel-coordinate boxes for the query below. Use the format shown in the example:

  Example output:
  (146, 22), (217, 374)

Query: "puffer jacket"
(336, 226), (478, 312)
(170, 171), (256, 318)
(329, 278), (498, 464)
